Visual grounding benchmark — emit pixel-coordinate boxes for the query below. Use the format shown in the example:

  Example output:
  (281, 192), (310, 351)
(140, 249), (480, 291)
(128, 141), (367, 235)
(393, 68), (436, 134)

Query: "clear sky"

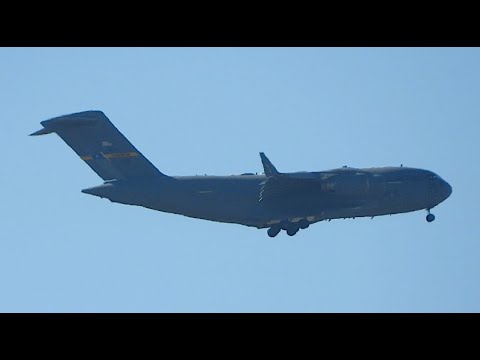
(1, 47), (479, 312)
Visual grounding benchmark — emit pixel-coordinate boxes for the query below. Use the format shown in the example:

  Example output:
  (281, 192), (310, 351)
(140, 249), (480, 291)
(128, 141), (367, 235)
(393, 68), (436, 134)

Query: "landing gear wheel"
(298, 219), (310, 229)
(279, 221), (290, 231)
(426, 213), (435, 222)
(267, 226), (281, 238)
(286, 227), (299, 236)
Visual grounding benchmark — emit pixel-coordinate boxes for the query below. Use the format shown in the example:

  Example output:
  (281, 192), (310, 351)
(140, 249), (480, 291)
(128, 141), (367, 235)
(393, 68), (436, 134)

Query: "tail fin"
(31, 110), (169, 181)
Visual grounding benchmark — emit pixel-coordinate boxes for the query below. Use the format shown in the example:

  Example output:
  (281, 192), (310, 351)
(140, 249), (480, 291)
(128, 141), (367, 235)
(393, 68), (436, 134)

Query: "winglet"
(260, 152), (280, 176)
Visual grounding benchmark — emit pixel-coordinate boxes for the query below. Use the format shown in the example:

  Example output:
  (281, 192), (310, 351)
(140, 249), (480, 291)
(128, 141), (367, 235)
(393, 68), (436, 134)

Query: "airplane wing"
(258, 153), (335, 201)
(259, 152), (279, 177)
(259, 175), (326, 201)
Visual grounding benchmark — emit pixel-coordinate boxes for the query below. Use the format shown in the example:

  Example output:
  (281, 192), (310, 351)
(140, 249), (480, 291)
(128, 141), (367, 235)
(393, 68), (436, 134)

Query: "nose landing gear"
(426, 209), (435, 223)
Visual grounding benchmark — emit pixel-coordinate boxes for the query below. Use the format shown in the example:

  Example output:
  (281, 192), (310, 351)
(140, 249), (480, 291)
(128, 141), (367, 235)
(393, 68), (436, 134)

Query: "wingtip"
(259, 152), (279, 176)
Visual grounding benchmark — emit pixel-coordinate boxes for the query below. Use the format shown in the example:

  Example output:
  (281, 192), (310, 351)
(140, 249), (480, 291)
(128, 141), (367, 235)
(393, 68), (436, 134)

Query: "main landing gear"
(267, 225), (281, 238)
(286, 227), (299, 236)
(426, 209), (435, 223)
(267, 220), (309, 237)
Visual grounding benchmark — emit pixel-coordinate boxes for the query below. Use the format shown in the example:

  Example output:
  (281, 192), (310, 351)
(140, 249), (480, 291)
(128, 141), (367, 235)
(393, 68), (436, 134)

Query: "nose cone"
(440, 179), (452, 202)
(446, 181), (452, 197)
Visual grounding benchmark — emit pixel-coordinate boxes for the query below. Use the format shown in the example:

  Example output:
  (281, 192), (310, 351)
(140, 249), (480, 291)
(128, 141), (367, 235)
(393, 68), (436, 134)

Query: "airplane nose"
(427, 173), (452, 206)
(441, 179), (452, 200)
(446, 181), (452, 198)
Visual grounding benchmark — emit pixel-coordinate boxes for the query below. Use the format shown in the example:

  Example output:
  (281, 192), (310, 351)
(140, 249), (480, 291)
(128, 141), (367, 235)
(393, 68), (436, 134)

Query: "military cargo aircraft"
(31, 111), (452, 237)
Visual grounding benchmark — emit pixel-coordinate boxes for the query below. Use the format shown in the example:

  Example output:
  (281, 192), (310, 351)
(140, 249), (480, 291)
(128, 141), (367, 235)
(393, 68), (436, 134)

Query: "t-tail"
(31, 111), (172, 195)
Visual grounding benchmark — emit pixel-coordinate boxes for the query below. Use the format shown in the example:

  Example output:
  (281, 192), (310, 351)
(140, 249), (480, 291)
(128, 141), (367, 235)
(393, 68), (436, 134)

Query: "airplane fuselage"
(83, 166), (452, 230)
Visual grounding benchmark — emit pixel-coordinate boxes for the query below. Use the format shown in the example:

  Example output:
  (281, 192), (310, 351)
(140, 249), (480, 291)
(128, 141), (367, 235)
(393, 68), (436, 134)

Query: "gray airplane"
(31, 111), (452, 237)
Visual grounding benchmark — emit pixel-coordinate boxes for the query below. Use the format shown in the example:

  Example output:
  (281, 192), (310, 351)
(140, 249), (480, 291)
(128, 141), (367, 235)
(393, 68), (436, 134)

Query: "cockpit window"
(427, 174), (438, 180)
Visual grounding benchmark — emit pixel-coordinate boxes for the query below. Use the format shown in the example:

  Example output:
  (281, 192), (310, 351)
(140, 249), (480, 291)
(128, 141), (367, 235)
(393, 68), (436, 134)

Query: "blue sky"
(1, 47), (479, 312)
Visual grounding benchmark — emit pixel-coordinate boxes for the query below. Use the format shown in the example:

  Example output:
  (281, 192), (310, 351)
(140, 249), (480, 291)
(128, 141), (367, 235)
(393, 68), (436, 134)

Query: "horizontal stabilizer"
(30, 127), (54, 136)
